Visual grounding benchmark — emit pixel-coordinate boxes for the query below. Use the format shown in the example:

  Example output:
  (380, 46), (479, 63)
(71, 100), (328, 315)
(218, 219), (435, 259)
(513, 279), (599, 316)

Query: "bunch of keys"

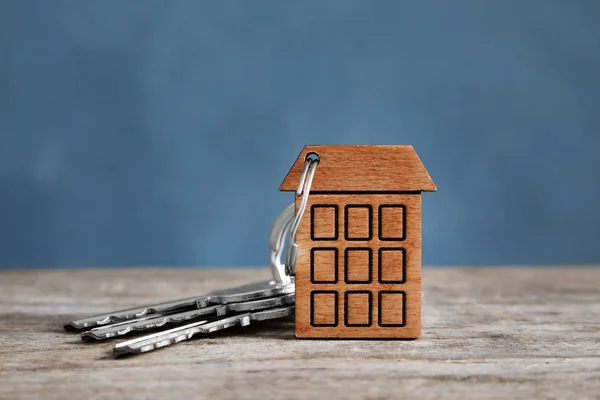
(64, 203), (297, 357)
(65, 145), (434, 350)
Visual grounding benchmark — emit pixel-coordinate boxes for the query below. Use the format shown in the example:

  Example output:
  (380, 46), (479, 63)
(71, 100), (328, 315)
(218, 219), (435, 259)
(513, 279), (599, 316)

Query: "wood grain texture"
(1, 267), (599, 400)
(279, 145), (437, 192)
(294, 194), (423, 339)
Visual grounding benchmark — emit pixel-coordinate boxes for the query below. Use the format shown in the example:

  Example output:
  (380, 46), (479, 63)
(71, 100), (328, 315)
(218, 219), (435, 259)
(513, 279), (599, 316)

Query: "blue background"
(1, 0), (599, 268)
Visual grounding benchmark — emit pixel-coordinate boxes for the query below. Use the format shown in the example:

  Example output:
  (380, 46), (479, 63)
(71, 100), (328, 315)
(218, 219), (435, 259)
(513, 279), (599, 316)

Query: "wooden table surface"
(1, 267), (599, 399)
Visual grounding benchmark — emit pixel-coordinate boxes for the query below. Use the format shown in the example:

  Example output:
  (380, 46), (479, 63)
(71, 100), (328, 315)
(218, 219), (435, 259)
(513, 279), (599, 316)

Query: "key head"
(201, 280), (294, 306)
(225, 293), (294, 313)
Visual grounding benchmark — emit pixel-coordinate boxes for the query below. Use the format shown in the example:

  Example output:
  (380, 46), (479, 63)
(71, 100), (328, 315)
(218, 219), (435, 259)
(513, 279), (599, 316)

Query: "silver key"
(81, 293), (294, 340)
(113, 306), (294, 357)
(268, 203), (294, 285)
(81, 305), (222, 340)
(65, 280), (294, 330)
(64, 296), (201, 331)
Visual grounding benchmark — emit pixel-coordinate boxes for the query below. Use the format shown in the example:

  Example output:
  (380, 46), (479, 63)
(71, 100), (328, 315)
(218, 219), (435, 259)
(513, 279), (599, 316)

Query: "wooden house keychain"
(62, 145), (435, 355)
(281, 145), (436, 339)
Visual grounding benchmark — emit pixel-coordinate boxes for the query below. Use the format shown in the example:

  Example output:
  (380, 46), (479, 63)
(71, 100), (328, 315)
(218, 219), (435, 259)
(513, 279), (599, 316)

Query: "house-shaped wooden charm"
(280, 145), (436, 339)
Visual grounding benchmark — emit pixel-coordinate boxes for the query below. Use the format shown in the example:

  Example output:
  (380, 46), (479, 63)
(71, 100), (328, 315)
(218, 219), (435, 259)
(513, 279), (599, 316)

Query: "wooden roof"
(280, 145), (436, 192)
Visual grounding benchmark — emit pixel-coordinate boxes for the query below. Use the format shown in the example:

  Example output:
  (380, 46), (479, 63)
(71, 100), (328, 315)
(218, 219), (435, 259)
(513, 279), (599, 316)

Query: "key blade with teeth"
(81, 293), (294, 341)
(113, 306), (294, 357)
(64, 296), (202, 331)
(81, 304), (223, 341)
(64, 280), (293, 331)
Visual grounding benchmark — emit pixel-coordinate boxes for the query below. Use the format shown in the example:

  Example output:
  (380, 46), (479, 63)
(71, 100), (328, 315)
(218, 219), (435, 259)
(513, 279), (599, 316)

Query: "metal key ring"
(268, 203), (295, 285)
(269, 152), (319, 282)
(285, 154), (319, 276)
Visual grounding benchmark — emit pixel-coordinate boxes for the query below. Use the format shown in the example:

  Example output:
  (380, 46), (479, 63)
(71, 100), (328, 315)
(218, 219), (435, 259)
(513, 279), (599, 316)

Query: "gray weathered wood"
(1, 267), (599, 399)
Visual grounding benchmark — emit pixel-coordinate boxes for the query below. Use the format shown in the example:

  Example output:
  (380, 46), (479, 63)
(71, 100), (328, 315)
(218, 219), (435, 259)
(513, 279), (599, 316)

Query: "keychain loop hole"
(305, 152), (320, 163)
(296, 153), (320, 196)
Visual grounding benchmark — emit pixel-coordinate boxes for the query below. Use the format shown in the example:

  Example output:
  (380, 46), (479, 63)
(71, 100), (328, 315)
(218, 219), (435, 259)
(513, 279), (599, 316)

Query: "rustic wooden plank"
(1, 267), (599, 400)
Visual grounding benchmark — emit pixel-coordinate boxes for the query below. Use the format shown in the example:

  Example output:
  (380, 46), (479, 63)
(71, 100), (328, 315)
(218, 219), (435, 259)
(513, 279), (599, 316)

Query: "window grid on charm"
(308, 199), (411, 331)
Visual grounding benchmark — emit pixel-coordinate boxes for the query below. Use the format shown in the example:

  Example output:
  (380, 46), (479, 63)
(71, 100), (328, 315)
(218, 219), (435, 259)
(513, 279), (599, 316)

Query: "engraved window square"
(378, 248), (406, 284)
(311, 248), (338, 284)
(344, 205), (372, 241)
(311, 291), (338, 327)
(344, 291), (372, 327)
(378, 291), (406, 327)
(344, 248), (372, 284)
(379, 205), (406, 241)
(311, 205), (339, 241)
